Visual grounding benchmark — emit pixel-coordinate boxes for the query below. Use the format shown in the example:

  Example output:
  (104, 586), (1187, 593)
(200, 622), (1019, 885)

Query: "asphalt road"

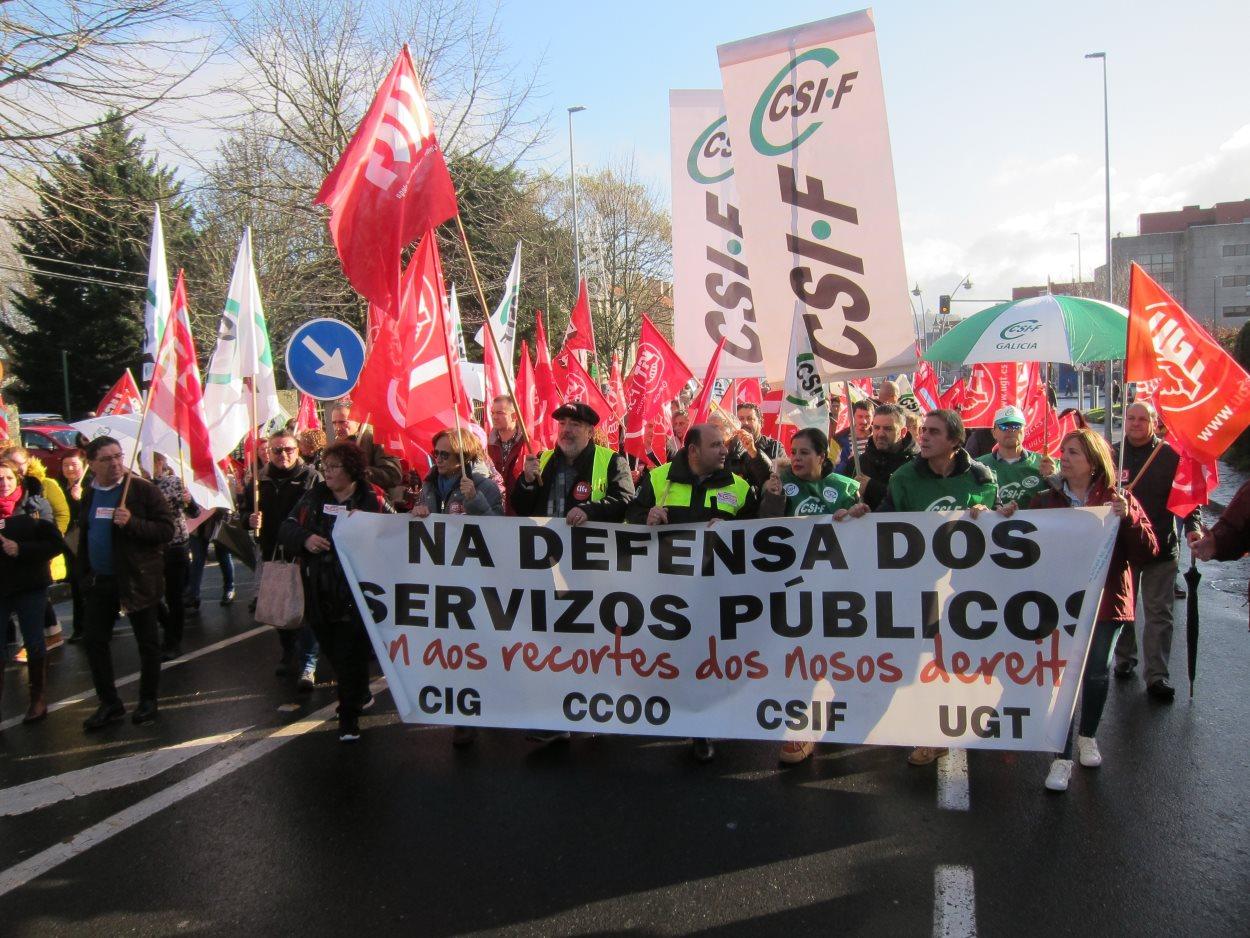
(2, 515), (1249, 936)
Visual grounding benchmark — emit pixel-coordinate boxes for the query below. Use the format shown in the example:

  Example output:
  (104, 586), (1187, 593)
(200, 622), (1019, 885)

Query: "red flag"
(1022, 364), (1062, 456)
(689, 338), (727, 425)
(314, 47), (458, 311)
(532, 311), (564, 433)
(401, 234), (473, 448)
(960, 362), (1027, 428)
(939, 377), (966, 412)
(561, 279), (596, 355)
(1127, 262), (1250, 462)
(912, 361), (941, 413)
(1166, 443), (1218, 519)
(480, 318), (510, 435)
(603, 352), (627, 424)
(514, 341), (547, 450)
(295, 393), (322, 433)
(352, 302), (416, 463)
(562, 352), (613, 425)
(623, 316), (695, 458)
(146, 273), (218, 490)
(97, 371), (143, 416)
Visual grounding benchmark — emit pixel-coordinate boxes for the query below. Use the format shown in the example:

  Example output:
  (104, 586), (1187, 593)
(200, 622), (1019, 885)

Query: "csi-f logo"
(688, 115), (734, 185)
(1000, 319), (1042, 341)
(750, 48), (858, 156)
(793, 353), (825, 399)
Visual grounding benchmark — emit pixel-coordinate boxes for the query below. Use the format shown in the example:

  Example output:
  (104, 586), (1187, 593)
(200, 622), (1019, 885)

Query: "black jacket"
(0, 490), (63, 597)
(353, 430), (403, 491)
(859, 435), (918, 510)
(509, 444), (635, 521)
(279, 480), (392, 628)
(79, 475), (176, 613)
(626, 449), (759, 525)
(724, 439), (774, 487)
(242, 460), (322, 561)
(1122, 437), (1199, 560)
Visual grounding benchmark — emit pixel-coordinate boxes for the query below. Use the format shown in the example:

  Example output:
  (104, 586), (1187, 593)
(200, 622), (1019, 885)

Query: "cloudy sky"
(129, 0), (1249, 325)
(491, 0), (1250, 318)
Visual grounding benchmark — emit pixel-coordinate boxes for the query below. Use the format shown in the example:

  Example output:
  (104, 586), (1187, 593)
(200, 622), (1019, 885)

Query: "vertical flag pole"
(453, 214), (535, 453)
(844, 382), (863, 480)
(250, 377), (260, 536)
(1116, 372), (1129, 485)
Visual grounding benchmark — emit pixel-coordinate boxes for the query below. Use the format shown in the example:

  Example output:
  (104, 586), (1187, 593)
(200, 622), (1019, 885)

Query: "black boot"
(23, 655), (48, 723)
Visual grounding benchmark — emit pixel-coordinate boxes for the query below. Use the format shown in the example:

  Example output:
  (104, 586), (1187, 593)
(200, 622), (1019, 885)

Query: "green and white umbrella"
(923, 294), (1127, 365)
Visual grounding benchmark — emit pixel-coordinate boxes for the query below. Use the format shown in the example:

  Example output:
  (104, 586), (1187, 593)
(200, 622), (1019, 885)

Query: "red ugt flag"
(97, 370), (143, 416)
(314, 47), (458, 312)
(623, 316), (694, 458)
(960, 362), (1028, 428)
(603, 352), (627, 425)
(1126, 262), (1250, 461)
(561, 279), (596, 355)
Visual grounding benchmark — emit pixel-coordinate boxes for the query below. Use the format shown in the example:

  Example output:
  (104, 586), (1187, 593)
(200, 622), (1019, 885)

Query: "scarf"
(0, 487), (22, 519)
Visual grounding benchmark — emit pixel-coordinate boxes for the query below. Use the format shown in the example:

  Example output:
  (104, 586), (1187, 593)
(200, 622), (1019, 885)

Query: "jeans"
(186, 537), (235, 602)
(278, 623), (320, 672)
(84, 576), (162, 705)
(1, 589), (50, 657)
(1062, 620), (1122, 759)
(157, 542), (191, 648)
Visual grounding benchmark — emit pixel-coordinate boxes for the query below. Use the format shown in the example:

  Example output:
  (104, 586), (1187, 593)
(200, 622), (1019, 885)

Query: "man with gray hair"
(1112, 401), (1200, 701)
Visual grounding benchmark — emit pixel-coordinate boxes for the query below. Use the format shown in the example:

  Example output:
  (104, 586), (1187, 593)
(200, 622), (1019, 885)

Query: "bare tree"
(572, 155), (673, 365)
(0, 0), (214, 170)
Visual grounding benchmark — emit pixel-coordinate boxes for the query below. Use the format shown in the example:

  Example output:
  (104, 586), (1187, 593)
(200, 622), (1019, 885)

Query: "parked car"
(18, 423), (83, 482)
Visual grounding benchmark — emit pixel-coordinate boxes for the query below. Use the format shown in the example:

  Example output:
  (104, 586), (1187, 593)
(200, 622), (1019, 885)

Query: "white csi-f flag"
(473, 241), (521, 378)
(669, 90), (764, 379)
(141, 204), (171, 384)
(780, 302), (830, 431)
(201, 229), (284, 461)
(717, 10), (916, 384)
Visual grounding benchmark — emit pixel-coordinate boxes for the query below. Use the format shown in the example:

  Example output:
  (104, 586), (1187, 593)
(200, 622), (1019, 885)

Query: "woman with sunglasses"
(280, 441), (393, 743)
(1027, 428), (1157, 792)
(411, 428), (504, 521)
(411, 427), (503, 748)
(759, 426), (869, 765)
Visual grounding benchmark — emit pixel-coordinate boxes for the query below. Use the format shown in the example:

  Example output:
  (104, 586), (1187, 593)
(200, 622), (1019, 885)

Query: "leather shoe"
(691, 737), (716, 763)
(83, 701), (126, 731)
(1147, 679), (1176, 702)
(132, 700), (159, 724)
(1113, 661), (1134, 680)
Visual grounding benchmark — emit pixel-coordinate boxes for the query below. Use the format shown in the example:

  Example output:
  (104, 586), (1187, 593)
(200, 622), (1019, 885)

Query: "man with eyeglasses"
(976, 405), (1055, 510)
(329, 400), (403, 495)
(244, 428), (323, 688)
(77, 436), (175, 730)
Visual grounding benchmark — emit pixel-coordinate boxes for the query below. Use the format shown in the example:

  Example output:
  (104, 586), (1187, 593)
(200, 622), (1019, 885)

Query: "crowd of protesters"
(3, 379), (1245, 795)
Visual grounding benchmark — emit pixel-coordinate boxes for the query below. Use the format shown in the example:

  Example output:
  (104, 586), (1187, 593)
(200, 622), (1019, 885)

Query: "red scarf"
(0, 487), (21, 519)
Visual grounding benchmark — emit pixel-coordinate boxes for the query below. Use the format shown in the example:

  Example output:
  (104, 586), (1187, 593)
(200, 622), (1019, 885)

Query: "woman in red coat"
(1031, 429), (1158, 792)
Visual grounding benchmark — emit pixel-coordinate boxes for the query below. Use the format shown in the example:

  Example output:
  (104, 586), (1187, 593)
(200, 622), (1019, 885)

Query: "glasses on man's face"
(271, 446), (298, 454)
(432, 450), (456, 460)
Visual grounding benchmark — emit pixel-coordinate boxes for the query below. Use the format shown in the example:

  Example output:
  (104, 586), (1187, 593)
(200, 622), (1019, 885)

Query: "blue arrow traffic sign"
(284, 318), (366, 401)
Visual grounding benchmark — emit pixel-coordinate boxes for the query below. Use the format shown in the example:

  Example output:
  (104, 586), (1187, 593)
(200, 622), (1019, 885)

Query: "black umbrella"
(1183, 556), (1202, 698)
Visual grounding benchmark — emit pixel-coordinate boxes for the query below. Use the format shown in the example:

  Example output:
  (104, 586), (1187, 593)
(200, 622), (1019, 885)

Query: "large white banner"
(717, 10), (916, 383)
(670, 90), (765, 379)
(335, 510), (1118, 752)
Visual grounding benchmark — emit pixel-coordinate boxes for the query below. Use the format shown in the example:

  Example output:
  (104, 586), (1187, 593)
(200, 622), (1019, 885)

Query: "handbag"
(254, 548), (304, 630)
(212, 514), (261, 570)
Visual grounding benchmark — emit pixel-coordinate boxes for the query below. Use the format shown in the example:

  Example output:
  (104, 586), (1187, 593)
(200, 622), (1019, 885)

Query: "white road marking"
(0, 625), (269, 732)
(937, 748), (970, 811)
(0, 679), (386, 898)
(2, 728), (249, 817)
(933, 865), (976, 937)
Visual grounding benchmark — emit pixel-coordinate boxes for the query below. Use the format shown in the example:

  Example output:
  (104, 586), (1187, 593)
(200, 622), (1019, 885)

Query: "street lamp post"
(910, 283), (927, 350)
(567, 105), (587, 288)
(1086, 51), (1113, 442)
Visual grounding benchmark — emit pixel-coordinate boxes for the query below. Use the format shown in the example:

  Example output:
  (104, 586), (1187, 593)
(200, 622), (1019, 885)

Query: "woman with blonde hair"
(1029, 428), (1157, 792)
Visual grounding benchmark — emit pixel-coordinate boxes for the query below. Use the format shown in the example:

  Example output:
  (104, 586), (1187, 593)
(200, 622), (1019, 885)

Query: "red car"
(19, 423), (83, 482)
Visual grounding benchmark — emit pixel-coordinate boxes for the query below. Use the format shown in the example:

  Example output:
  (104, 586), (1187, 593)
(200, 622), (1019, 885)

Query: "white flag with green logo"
(141, 204), (171, 384)
(780, 302), (829, 431)
(202, 229), (284, 461)
(473, 241), (520, 378)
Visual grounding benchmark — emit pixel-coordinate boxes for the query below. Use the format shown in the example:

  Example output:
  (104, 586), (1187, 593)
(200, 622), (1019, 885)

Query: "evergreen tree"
(1, 113), (198, 416)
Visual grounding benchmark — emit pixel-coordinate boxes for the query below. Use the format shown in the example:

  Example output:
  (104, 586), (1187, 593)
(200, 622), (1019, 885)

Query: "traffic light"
(939, 294), (951, 315)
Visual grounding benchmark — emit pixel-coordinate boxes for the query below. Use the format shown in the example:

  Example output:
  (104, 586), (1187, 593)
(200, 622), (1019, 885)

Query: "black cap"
(551, 401), (600, 425)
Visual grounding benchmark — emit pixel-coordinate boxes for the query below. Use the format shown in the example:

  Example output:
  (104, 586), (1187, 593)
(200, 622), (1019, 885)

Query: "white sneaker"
(1076, 736), (1102, 768)
(1045, 758), (1073, 792)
